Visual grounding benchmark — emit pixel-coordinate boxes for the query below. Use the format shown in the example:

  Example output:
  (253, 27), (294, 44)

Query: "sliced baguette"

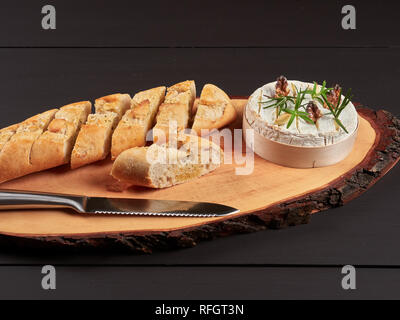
(0, 124), (20, 153)
(31, 101), (91, 171)
(71, 94), (130, 169)
(111, 100), (151, 160)
(111, 86), (166, 159)
(111, 133), (222, 188)
(153, 80), (196, 142)
(0, 109), (58, 183)
(192, 84), (237, 135)
(71, 113), (119, 169)
(152, 102), (190, 142)
(164, 80), (196, 118)
(93, 93), (131, 118)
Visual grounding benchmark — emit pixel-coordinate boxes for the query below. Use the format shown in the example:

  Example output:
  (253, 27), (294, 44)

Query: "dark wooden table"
(0, 0), (399, 299)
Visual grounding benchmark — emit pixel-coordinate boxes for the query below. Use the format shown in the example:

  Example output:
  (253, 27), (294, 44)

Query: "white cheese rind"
(245, 80), (358, 147)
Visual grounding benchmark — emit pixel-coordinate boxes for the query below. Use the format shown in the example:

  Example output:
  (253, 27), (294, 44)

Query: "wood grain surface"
(0, 99), (398, 252)
(0, 1), (399, 300)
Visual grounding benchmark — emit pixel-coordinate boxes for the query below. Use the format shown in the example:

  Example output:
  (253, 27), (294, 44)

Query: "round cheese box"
(243, 79), (359, 168)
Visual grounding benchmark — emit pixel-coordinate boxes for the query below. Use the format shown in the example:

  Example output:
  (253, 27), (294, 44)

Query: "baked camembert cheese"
(245, 76), (358, 147)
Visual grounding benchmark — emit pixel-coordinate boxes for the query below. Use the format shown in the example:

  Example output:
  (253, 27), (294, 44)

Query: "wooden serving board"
(0, 99), (399, 252)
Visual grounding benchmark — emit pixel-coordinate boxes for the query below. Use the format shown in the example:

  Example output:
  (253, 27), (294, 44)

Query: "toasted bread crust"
(153, 103), (190, 142)
(71, 113), (119, 169)
(131, 86), (166, 109)
(153, 81), (196, 142)
(0, 109), (58, 183)
(111, 133), (222, 188)
(31, 120), (77, 170)
(111, 87), (166, 159)
(94, 93), (131, 118)
(111, 147), (155, 187)
(0, 124), (20, 153)
(111, 102), (151, 158)
(70, 95), (130, 169)
(192, 84), (237, 135)
(30, 102), (91, 171)
(200, 83), (231, 103)
(165, 80), (196, 117)
(0, 83), (233, 187)
(55, 101), (92, 129)
(167, 80), (196, 102)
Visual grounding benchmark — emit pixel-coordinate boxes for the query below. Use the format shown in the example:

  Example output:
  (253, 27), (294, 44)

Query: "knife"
(0, 190), (239, 217)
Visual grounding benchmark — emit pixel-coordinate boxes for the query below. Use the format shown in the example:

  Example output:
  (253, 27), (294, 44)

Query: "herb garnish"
(303, 81), (331, 104)
(321, 88), (353, 133)
(260, 81), (353, 132)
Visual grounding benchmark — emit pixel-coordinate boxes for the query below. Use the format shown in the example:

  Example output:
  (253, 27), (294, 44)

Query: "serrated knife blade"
(0, 190), (239, 217)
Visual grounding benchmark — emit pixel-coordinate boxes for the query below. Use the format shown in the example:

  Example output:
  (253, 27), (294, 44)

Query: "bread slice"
(0, 124), (20, 153)
(153, 80), (196, 142)
(152, 102), (190, 142)
(111, 86), (166, 159)
(71, 94), (131, 168)
(0, 109), (58, 183)
(131, 86), (166, 111)
(31, 101), (91, 171)
(165, 80), (196, 117)
(111, 100), (151, 160)
(111, 133), (222, 188)
(192, 84), (237, 135)
(93, 93), (131, 118)
(71, 113), (120, 169)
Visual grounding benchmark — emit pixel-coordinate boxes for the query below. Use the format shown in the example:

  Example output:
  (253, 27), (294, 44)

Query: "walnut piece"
(325, 84), (341, 108)
(275, 75), (290, 97)
(306, 101), (323, 123)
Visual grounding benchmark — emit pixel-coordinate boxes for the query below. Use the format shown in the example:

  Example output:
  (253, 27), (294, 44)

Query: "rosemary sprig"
(283, 108), (314, 128)
(321, 88), (353, 134)
(261, 95), (294, 114)
(259, 81), (352, 131)
(261, 87), (314, 129)
(287, 86), (313, 129)
(303, 81), (332, 105)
